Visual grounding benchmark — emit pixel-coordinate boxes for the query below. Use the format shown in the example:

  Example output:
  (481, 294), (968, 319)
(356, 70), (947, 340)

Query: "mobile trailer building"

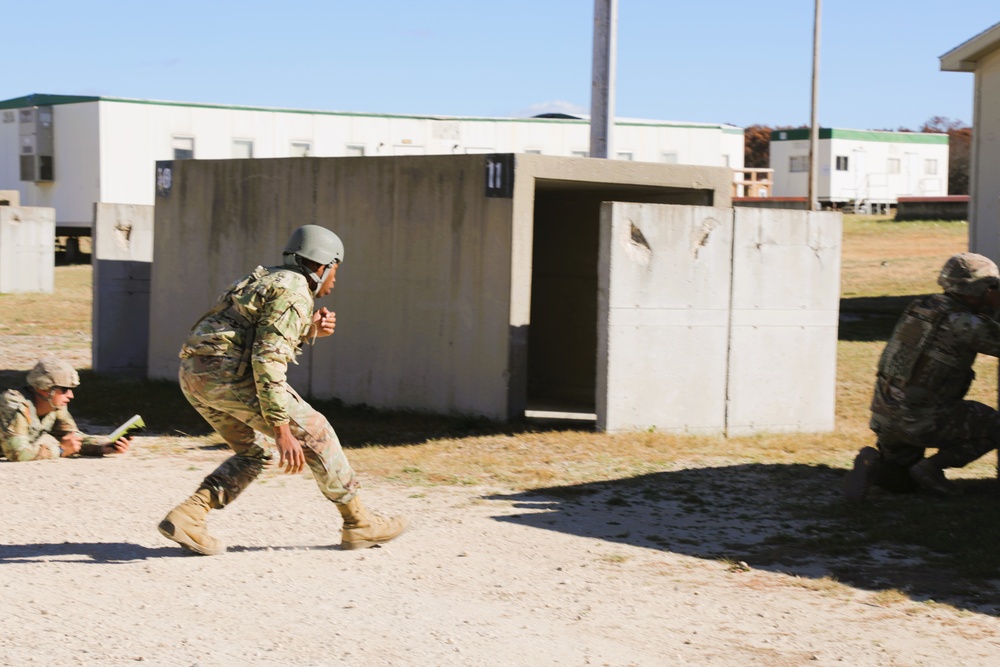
(0, 94), (744, 233)
(769, 128), (949, 210)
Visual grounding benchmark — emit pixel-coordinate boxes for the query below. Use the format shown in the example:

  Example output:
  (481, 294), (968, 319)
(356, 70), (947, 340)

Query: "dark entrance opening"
(526, 179), (714, 419)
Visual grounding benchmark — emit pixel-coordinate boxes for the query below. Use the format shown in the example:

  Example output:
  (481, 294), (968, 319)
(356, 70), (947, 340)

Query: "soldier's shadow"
(485, 463), (1000, 616)
(0, 542), (342, 563)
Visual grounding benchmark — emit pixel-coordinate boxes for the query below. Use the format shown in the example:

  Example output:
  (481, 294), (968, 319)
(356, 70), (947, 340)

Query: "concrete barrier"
(0, 206), (54, 294)
(147, 154), (732, 422)
(597, 203), (842, 434)
(92, 203), (154, 376)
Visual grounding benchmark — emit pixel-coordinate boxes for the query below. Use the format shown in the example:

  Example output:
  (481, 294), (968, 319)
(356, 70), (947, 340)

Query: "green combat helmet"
(26, 357), (80, 391)
(282, 225), (344, 296)
(937, 252), (1000, 297)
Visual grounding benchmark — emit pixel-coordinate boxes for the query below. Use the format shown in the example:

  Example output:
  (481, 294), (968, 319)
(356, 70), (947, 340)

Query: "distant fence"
(895, 196), (968, 221)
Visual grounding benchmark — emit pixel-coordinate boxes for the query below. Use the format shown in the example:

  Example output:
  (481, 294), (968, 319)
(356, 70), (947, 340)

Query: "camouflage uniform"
(0, 387), (108, 461)
(869, 291), (1000, 488)
(178, 264), (358, 508)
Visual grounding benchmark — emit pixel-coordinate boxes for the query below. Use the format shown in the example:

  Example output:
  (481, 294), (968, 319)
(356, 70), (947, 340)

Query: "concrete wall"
(970, 49), (1000, 259)
(726, 209), (841, 435)
(597, 203), (732, 432)
(0, 206), (54, 293)
(92, 203), (154, 376)
(148, 154), (732, 421)
(0, 190), (19, 205)
(148, 155), (516, 418)
(596, 204), (841, 434)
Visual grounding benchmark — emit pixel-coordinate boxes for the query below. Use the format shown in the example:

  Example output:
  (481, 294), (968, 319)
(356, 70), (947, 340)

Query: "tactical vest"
(191, 266), (280, 375)
(877, 295), (971, 397)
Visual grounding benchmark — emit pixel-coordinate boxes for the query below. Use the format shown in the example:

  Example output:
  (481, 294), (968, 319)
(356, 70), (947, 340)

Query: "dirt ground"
(3, 344), (1000, 666)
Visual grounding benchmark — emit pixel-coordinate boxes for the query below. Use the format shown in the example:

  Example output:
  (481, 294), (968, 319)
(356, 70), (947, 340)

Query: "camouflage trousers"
(870, 399), (1000, 490)
(178, 355), (359, 508)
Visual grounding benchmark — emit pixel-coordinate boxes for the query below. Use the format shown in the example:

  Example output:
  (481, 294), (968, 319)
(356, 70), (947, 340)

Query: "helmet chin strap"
(290, 255), (326, 297)
(307, 269), (324, 297)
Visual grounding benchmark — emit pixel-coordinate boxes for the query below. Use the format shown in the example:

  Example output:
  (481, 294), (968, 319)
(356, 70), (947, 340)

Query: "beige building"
(941, 21), (1000, 259)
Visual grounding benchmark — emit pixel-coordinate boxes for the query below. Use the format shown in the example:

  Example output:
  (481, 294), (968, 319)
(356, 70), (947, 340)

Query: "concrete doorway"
(525, 179), (714, 421)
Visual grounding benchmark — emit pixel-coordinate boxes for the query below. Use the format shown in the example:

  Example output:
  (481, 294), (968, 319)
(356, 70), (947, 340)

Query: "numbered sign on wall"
(484, 154), (514, 198)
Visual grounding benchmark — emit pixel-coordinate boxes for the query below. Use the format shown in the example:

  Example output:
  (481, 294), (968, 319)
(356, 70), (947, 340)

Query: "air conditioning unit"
(19, 106), (54, 182)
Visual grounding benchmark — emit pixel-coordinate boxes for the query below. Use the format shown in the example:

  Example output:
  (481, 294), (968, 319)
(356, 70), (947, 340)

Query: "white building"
(941, 21), (1000, 260)
(770, 128), (949, 210)
(0, 93), (744, 233)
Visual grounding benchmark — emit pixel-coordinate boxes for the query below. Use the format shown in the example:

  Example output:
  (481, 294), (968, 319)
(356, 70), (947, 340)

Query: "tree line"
(743, 117), (971, 195)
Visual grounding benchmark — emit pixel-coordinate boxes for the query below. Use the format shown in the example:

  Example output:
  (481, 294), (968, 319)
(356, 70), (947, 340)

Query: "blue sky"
(3, 1), (997, 130)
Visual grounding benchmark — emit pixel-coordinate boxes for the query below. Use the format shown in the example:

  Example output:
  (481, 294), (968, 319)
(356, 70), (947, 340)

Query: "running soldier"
(844, 252), (1000, 501)
(158, 224), (407, 554)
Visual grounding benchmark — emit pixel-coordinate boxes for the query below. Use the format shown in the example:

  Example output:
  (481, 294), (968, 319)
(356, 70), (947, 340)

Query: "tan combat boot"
(158, 488), (226, 555)
(338, 496), (408, 549)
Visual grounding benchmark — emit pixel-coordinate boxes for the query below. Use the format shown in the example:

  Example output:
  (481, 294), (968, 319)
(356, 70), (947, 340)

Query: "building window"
(835, 156), (849, 171)
(617, 151), (634, 161)
(887, 158), (900, 174)
(790, 155), (808, 172)
(233, 140), (254, 159)
(721, 154), (730, 167)
(172, 136), (194, 160)
(290, 141), (311, 157)
(662, 152), (678, 164)
(571, 150), (589, 158)
(524, 148), (542, 154)
(345, 144), (365, 157)
(925, 159), (938, 175)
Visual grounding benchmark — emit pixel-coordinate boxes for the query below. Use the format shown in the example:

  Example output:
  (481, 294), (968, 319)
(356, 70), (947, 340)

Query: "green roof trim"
(0, 93), (743, 131)
(771, 127), (948, 144)
(0, 93), (101, 109)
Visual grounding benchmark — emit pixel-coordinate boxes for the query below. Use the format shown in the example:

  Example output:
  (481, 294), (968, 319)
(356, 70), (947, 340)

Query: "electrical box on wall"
(19, 106), (54, 182)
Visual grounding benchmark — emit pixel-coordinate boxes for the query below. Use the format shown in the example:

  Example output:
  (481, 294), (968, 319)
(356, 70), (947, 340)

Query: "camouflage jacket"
(0, 387), (107, 461)
(179, 265), (317, 427)
(871, 292), (1000, 432)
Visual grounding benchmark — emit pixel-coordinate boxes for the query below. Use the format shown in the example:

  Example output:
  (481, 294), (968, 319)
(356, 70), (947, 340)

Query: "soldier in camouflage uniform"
(843, 252), (1000, 501)
(0, 358), (132, 461)
(158, 224), (407, 555)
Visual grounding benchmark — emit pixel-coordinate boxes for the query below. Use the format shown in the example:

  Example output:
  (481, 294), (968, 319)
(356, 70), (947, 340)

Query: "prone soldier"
(0, 358), (132, 461)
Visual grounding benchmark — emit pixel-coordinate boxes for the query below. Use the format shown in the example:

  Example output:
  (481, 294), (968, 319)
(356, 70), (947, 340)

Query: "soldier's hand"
(59, 433), (82, 457)
(104, 435), (132, 455)
(274, 423), (305, 474)
(312, 307), (336, 338)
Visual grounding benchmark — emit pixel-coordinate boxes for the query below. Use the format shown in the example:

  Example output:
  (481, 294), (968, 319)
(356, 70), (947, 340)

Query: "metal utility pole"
(808, 0), (822, 211)
(590, 0), (618, 159)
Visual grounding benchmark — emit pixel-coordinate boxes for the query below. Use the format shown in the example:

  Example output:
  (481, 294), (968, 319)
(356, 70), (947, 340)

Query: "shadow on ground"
(0, 366), (560, 447)
(839, 294), (922, 342)
(486, 463), (1000, 616)
(0, 541), (343, 564)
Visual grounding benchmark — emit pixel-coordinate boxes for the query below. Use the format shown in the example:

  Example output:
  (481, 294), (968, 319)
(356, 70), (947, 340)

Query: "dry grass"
(0, 264), (92, 337)
(840, 216), (968, 299)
